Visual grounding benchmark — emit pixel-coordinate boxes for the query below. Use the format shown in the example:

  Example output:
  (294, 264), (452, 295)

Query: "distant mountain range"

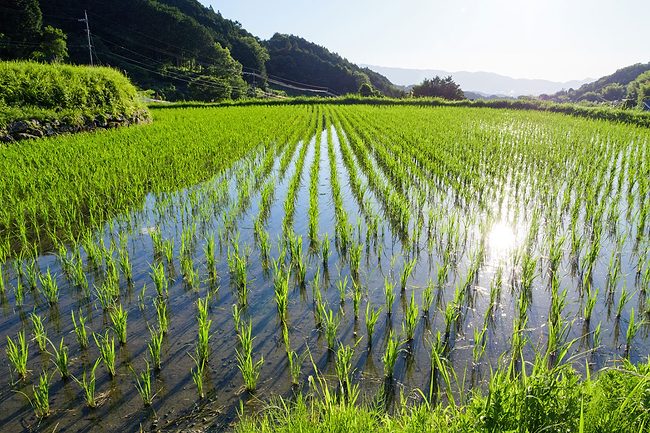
(362, 65), (593, 97)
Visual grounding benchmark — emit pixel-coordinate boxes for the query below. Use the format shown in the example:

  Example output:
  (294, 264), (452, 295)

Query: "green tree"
(188, 75), (231, 101)
(411, 76), (465, 100)
(0, 0), (43, 58)
(31, 26), (68, 62)
(600, 83), (625, 101)
(358, 82), (378, 97)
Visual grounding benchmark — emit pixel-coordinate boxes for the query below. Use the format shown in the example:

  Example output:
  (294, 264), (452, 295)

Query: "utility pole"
(79, 10), (93, 66)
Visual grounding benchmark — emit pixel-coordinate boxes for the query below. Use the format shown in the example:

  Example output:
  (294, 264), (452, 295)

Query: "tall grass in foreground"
(236, 355), (650, 433)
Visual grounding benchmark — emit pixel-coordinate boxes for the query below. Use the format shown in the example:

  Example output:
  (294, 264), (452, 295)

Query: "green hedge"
(0, 61), (149, 128)
(152, 95), (650, 128)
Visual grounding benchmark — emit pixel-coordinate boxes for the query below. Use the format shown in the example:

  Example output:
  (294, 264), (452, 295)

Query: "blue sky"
(203, 0), (648, 82)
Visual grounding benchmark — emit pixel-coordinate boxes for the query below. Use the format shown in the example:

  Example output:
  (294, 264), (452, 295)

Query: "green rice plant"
(422, 279), (434, 315)
(236, 320), (264, 392)
(30, 313), (47, 352)
(352, 281), (362, 320)
(335, 344), (356, 397)
(365, 302), (382, 348)
(0, 263), (5, 297)
(14, 278), (24, 307)
(162, 238), (174, 264)
(615, 285), (630, 320)
(71, 310), (90, 350)
(625, 308), (642, 358)
(337, 276), (348, 305)
(287, 350), (306, 386)
(118, 244), (133, 283)
(472, 326), (488, 364)
(384, 277), (395, 315)
(400, 258), (417, 292)
(180, 254), (199, 290)
(6, 330), (29, 380)
(232, 303), (241, 332)
(204, 235), (217, 283)
(228, 245), (249, 306)
(148, 327), (164, 371)
(382, 330), (402, 379)
(322, 233), (330, 269)
(51, 337), (70, 380)
(74, 358), (101, 408)
(196, 297), (212, 363)
(25, 259), (39, 290)
(93, 331), (116, 377)
(150, 262), (168, 297)
(21, 370), (50, 418)
(191, 355), (206, 399)
(132, 361), (154, 406)
(403, 292), (419, 341)
(584, 287), (598, 324)
(274, 263), (290, 323)
(349, 243), (362, 282)
(154, 297), (169, 334)
(39, 269), (59, 305)
(109, 304), (128, 345)
(320, 304), (339, 351)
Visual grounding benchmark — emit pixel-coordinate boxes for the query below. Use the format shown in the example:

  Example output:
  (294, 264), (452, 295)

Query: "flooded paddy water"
(0, 105), (648, 431)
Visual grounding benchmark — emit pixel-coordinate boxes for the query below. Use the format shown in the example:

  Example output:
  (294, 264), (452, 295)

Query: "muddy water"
(0, 121), (647, 432)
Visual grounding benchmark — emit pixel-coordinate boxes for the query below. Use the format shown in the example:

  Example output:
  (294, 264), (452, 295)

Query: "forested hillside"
(542, 62), (650, 107)
(265, 34), (403, 97)
(0, 0), (400, 100)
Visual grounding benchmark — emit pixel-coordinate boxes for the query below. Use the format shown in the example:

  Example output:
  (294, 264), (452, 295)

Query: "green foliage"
(411, 75), (465, 100)
(0, 61), (148, 128)
(264, 33), (401, 97)
(236, 358), (650, 433)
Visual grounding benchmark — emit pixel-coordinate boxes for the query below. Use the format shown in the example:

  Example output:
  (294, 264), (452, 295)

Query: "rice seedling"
(191, 355), (206, 399)
(94, 331), (116, 377)
(148, 327), (164, 371)
(335, 344), (355, 397)
(625, 308), (642, 358)
(287, 350), (306, 386)
(21, 370), (50, 419)
(472, 326), (488, 364)
(118, 245), (133, 284)
(322, 233), (330, 269)
(273, 263), (290, 323)
(6, 330), (29, 380)
(51, 337), (70, 380)
(39, 269), (59, 305)
(615, 285), (630, 320)
(74, 358), (101, 408)
(584, 287), (598, 324)
(204, 235), (217, 283)
(400, 258), (417, 292)
(337, 276), (348, 305)
(352, 281), (362, 320)
(14, 278), (24, 307)
(154, 297), (169, 334)
(403, 292), (419, 341)
(30, 313), (47, 352)
(349, 243), (362, 281)
(422, 279), (434, 316)
(384, 277), (395, 315)
(150, 262), (168, 297)
(196, 297), (212, 363)
(109, 304), (128, 345)
(132, 361), (154, 406)
(365, 302), (382, 348)
(320, 304), (339, 351)
(232, 303), (242, 332)
(382, 331), (402, 379)
(236, 320), (264, 392)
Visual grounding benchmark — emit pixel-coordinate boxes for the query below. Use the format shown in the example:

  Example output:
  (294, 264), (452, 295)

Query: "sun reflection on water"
(487, 221), (518, 259)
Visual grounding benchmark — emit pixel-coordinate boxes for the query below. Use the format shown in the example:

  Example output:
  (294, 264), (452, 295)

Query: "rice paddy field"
(0, 104), (649, 432)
